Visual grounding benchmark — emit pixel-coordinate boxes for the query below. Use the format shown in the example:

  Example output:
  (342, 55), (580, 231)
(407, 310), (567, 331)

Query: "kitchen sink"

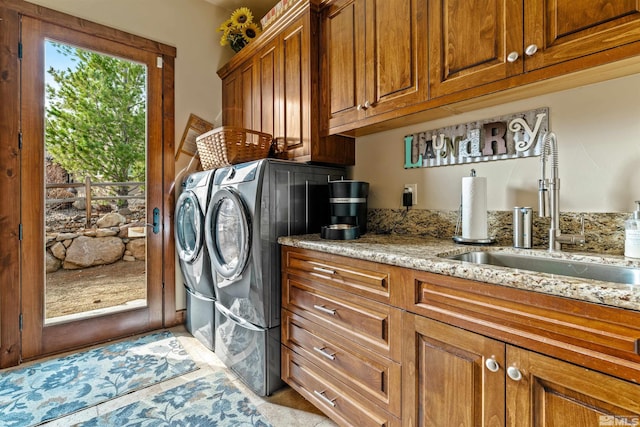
(442, 251), (640, 285)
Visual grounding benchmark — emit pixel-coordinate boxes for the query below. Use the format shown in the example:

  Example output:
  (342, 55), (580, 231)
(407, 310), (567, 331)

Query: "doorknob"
(146, 207), (161, 234)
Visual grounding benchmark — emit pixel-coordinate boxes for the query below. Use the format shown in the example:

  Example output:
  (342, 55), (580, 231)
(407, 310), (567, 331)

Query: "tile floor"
(39, 326), (337, 426)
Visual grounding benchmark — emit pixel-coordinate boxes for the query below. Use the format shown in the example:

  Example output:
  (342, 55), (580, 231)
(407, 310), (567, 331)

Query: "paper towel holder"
(452, 169), (496, 245)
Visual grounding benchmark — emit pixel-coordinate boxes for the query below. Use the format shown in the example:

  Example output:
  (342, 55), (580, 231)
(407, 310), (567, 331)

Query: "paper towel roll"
(461, 176), (488, 239)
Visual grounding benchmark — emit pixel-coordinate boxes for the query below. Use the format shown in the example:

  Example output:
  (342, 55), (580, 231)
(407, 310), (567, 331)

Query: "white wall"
(354, 74), (640, 213)
(27, 0), (236, 310)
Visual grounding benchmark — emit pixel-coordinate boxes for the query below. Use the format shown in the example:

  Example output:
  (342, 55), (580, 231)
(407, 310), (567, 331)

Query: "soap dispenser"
(625, 201), (640, 258)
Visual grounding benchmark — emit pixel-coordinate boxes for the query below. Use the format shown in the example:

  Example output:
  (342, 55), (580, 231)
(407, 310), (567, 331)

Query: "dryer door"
(175, 190), (203, 263)
(206, 187), (251, 284)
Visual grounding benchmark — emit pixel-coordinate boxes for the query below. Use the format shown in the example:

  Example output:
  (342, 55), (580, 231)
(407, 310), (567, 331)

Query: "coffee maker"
(321, 180), (369, 240)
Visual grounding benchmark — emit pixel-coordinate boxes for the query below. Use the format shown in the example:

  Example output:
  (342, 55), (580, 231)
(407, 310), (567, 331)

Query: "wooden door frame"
(0, 0), (177, 367)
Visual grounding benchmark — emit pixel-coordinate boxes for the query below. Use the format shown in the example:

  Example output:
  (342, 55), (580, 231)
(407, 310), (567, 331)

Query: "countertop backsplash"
(367, 208), (627, 255)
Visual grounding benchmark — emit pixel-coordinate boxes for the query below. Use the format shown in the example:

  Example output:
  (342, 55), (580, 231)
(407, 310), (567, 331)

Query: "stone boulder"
(126, 238), (146, 260)
(73, 198), (86, 210)
(96, 228), (118, 237)
(50, 242), (66, 260)
(46, 250), (61, 273)
(63, 236), (124, 269)
(96, 212), (126, 228)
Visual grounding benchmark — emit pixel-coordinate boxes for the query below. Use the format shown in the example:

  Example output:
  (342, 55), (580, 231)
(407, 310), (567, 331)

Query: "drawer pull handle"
(485, 357), (500, 373)
(313, 304), (336, 315)
(313, 389), (337, 407)
(313, 266), (336, 275)
(313, 346), (336, 361)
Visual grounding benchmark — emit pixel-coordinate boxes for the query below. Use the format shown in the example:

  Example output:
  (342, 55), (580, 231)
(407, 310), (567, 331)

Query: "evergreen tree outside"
(45, 41), (147, 207)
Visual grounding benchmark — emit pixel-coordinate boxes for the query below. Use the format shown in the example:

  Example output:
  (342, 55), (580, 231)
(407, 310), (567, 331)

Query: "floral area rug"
(0, 331), (197, 426)
(78, 370), (272, 427)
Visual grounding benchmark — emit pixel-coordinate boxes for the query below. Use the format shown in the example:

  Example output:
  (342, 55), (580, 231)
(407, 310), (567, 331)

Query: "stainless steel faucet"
(538, 132), (585, 251)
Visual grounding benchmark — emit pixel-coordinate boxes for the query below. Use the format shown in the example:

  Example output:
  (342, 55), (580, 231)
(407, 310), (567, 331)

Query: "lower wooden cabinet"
(281, 246), (640, 427)
(281, 246), (402, 426)
(282, 309), (402, 416)
(402, 313), (505, 427)
(282, 346), (401, 426)
(403, 312), (640, 427)
(507, 346), (640, 427)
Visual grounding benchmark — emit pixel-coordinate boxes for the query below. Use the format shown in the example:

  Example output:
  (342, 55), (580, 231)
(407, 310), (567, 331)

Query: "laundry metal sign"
(404, 107), (549, 168)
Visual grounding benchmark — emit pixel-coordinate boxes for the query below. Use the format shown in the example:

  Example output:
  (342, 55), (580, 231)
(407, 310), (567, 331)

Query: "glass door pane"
(43, 40), (148, 323)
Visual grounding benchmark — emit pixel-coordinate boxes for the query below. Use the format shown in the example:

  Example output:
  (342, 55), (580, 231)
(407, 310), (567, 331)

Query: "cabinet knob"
(507, 366), (523, 381)
(357, 101), (371, 111)
(507, 51), (519, 63)
(485, 357), (500, 372)
(525, 44), (539, 56)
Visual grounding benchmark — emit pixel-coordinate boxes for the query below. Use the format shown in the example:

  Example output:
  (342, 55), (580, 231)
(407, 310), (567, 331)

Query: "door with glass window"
(20, 16), (166, 359)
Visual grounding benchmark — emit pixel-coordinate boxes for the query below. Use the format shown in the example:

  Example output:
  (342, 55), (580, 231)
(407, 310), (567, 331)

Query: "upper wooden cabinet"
(525, 0), (640, 71)
(429, 0), (640, 98)
(217, 1), (355, 165)
(321, 0), (428, 130)
(428, 0), (524, 98)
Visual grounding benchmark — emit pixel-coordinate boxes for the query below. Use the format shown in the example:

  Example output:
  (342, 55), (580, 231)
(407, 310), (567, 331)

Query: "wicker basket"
(196, 126), (273, 170)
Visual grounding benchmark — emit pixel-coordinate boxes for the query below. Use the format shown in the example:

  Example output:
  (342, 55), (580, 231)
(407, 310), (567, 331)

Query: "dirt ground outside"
(46, 260), (146, 318)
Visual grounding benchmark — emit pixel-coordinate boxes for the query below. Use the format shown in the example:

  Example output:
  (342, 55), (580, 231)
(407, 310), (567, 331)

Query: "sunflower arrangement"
(218, 7), (262, 53)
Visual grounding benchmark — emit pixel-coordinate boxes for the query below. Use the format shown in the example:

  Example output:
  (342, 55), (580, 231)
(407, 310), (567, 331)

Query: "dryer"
(175, 169), (216, 350)
(205, 159), (345, 396)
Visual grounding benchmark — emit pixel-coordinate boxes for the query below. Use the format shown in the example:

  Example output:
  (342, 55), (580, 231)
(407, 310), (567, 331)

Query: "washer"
(205, 159), (344, 396)
(175, 169), (216, 350)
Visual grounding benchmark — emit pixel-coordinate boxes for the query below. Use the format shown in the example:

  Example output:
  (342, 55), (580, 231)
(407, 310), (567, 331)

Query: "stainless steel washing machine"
(175, 169), (216, 350)
(205, 159), (344, 396)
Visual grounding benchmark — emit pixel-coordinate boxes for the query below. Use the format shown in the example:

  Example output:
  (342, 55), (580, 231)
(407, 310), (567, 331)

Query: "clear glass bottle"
(624, 201), (640, 258)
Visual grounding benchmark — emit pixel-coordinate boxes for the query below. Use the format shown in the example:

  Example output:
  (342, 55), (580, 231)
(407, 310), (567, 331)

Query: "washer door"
(206, 187), (251, 282)
(174, 190), (203, 263)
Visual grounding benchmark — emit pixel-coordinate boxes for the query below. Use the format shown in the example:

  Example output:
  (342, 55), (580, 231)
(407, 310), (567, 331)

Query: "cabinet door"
(280, 14), (313, 160)
(428, 0), (523, 98)
(525, 1), (640, 71)
(323, 0), (366, 129)
(256, 40), (278, 136)
(506, 346), (640, 427)
(221, 67), (243, 127)
(402, 313), (505, 427)
(240, 59), (258, 130)
(365, 0), (428, 115)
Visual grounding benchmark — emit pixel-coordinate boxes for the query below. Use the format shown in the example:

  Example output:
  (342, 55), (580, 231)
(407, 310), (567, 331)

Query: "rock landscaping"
(46, 211), (147, 273)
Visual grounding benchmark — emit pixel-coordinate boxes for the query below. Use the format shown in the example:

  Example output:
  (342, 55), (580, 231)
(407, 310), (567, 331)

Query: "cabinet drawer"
(283, 273), (402, 361)
(282, 346), (401, 427)
(282, 309), (401, 417)
(282, 247), (394, 304)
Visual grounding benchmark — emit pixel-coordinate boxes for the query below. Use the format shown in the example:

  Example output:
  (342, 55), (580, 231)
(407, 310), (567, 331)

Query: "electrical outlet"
(404, 184), (418, 206)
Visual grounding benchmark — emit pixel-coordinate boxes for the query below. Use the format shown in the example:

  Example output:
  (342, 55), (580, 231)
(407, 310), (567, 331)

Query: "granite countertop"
(278, 233), (640, 312)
